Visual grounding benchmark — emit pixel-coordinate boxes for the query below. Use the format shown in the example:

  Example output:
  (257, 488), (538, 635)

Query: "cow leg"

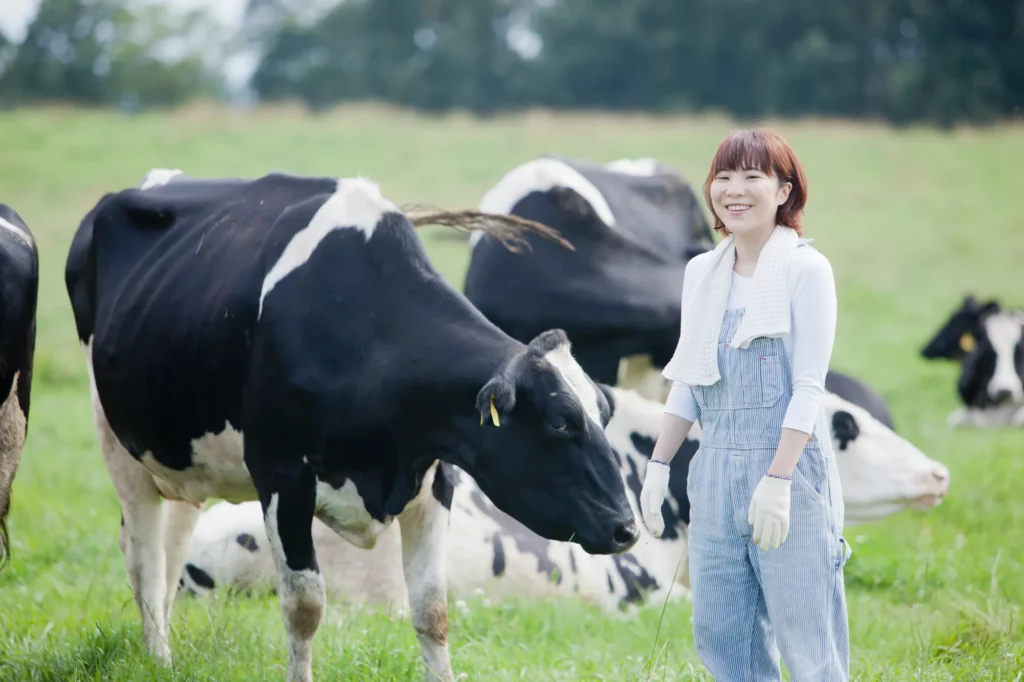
(399, 485), (454, 682)
(162, 500), (203, 623)
(95, 416), (171, 662)
(0, 377), (27, 567)
(255, 460), (324, 682)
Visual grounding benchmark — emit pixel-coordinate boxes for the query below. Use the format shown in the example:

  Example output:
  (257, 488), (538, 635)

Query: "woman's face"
(710, 167), (792, 237)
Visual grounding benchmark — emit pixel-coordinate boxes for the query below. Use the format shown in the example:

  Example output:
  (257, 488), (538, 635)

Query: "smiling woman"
(640, 127), (849, 681)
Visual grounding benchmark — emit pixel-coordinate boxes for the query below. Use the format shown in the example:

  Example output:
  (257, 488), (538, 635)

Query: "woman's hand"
(639, 412), (694, 538)
(640, 461), (671, 537)
(748, 475), (791, 550)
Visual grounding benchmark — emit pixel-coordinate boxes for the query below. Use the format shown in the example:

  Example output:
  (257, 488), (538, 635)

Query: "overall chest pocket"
(693, 338), (786, 411)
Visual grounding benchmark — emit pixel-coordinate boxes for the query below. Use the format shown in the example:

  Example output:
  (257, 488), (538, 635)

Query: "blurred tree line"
(1, 0), (1021, 126)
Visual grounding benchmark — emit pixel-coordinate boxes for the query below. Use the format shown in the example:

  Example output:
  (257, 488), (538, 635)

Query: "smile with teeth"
(726, 204), (751, 212)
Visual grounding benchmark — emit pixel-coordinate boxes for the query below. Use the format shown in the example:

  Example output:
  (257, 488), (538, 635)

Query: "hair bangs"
(709, 131), (776, 177)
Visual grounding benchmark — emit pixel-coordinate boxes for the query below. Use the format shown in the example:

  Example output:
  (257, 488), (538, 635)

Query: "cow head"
(823, 393), (950, 524)
(178, 501), (274, 597)
(921, 295), (1000, 361)
(462, 329), (639, 556)
(956, 311), (1024, 408)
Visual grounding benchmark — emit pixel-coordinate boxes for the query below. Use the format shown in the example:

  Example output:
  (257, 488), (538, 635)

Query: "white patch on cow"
(140, 168), (184, 190)
(984, 314), (1024, 403)
(604, 158), (661, 176)
(823, 393), (950, 524)
(471, 157), (616, 247)
(259, 177), (398, 316)
(543, 343), (602, 425)
(314, 478), (392, 550)
(138, 423), (254, 505)
(265, 493), (325, 682)
(0, 216), (33, 248)
(82, 337), (173, 662)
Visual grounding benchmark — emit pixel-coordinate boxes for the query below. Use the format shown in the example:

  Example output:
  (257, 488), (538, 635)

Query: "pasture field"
(0, 104), (1022, 681)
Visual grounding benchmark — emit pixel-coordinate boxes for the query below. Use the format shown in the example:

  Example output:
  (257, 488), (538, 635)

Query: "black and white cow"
(464, 155), (715, 386)
(0, 204), (37, 570)
(922, 296), (1024, 428)
(64, 170), (640, 682)
(180, 384), (949, 614)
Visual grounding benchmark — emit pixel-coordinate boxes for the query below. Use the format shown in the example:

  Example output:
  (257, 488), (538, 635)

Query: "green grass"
(1, 102), (1023, 680)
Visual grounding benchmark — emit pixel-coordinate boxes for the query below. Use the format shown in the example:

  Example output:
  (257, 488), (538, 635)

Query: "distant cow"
(0, 204), (37, 571)
(65, 169), (639, 682)
(464, 156), (715, 386)
(922, 296), (1024, 428)
(181, 384), (949, 613)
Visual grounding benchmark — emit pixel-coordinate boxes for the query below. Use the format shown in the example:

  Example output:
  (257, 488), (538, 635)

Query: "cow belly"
(315, 480), (394, 550)
(140, 425), (256, 505)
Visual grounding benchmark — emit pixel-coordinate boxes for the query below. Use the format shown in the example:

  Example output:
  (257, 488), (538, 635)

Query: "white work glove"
(748, 475), (791, 551)
(640, 460), (671, 538)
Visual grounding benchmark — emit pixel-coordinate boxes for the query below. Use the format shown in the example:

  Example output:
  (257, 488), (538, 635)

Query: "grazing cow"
(181, 384), (949, 613)
(922, 296), (1024, 428)
(464, 156), (715, 386)
(64, 169), (639, 682)
(0, 204), (37, 570)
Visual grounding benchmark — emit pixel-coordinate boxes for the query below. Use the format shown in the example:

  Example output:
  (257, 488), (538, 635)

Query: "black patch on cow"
(627, 432), (695, 534)
(0, 203), (39, 426)
(568, 546), (577, 574)
(607, 571), (615, 594)
(463, 155), (714, 386)
(491, 532), (506, 577)
(825, 370), (894, 430)
(469, 489), (560, 584)
(431, 461), (455, 511)
(613, 553), (659, 606)
(831, 411), (859, 451)
(185, 563), (216, 589)
(236, 533), (259, 552)
(921, 295), (1000, 361)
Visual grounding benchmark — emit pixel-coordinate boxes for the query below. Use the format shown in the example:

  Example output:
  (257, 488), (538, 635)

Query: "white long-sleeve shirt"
(664, 244), (837, 435)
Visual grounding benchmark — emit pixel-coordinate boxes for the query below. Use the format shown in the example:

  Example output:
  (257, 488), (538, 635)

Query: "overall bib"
(687, 307), (852, 682)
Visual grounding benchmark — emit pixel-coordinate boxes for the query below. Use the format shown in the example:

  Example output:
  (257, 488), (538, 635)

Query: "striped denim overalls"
(687, 307), (852, 682)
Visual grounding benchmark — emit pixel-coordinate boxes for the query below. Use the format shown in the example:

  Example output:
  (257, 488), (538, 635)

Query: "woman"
(639, 128), (851, 681)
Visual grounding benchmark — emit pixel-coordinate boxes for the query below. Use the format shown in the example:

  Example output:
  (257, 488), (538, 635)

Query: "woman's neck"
(732, 225), (776, 277)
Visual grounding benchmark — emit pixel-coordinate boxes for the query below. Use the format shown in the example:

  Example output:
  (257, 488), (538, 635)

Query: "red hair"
(702, 128), (808, 237)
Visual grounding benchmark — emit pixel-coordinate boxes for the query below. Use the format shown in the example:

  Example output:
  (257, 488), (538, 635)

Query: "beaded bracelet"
(766, 473), (792, 481)
(649, 459), (671, 467)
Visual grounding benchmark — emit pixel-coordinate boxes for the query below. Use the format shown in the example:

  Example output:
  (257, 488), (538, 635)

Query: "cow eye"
(549, 416), (567, 431)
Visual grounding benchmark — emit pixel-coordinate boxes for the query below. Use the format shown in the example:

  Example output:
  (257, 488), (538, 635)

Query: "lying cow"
(0, 204), (38, 570)
(921, 295), (1024, 428)
(465, 155), (714, 387)
(180, 385), (949, 614)
(65, 169), (639, 682)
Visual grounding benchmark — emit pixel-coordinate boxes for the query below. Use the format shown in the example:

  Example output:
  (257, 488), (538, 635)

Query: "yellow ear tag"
(489, 395), (500, 427)
(960, 332), (975, 353)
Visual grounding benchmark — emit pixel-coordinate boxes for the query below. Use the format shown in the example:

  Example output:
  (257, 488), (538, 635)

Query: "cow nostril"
(613, 520), (638, 546)
(993, 389), (1012, 403)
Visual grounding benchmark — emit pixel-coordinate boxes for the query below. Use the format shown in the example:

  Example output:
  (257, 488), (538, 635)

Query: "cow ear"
(830, 410), (859, 450)
(595, 382), (615, 427)
(476, 373), (516, 427)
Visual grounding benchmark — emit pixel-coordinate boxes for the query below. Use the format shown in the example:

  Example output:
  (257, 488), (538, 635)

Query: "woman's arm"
(767, 250), (838, 477)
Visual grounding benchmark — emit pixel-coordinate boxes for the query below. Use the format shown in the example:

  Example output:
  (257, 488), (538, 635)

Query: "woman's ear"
(777, 181), (792, 206)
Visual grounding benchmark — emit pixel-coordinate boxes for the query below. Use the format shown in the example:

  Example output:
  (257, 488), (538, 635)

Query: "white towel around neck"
(662, 225), (801, 387)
